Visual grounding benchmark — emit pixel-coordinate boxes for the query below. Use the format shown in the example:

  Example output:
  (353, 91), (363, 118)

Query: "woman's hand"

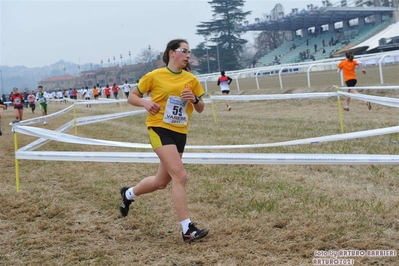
(180, 90), (196, 103)
(144, 101), (161, 115)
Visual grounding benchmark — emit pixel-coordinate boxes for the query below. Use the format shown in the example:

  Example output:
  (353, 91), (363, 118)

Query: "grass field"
(1, 66), (398, 265)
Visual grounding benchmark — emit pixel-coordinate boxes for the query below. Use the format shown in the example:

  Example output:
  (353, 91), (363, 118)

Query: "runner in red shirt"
(104, 84), (111, 99)
(72, 89), (77, 100)
(112, 83), (119, 99)
(10, 87), (25, 121)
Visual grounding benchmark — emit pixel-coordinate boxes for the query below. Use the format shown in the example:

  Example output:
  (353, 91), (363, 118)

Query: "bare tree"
(253, 4), (291, 62)
(135, 46), (160, 77)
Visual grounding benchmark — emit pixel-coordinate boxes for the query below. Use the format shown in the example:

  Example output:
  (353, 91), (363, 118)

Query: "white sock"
(125, 187), (136, 200)
(181, 218), (191, 233)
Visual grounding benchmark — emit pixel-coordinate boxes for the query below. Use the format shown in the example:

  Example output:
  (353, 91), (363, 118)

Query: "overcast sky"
(1, 0), (322, 68)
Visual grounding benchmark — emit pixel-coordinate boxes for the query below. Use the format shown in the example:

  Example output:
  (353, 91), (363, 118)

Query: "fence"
(197, 50), (399, 91)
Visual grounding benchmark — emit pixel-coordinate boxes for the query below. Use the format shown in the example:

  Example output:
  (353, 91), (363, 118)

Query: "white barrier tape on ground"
(75, 109), (147, 126)
(338, 92), (399, 108)
(14, 125), (152, 148)
(338, 86), (399, 90)
(187, 126), (399, 149)
(74, 99), (127, 105)
(15, 151), (399, 165)
(9, 105), (75, 126)
(210, 93), (337, 101)
(18, 121), (75, 152)
(13, 125), (399, 150)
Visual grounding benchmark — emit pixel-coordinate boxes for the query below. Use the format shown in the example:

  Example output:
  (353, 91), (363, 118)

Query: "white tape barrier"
(16, 110), (147, 151)
(9, 105), (75, 126)
(210, 92), (337, 101)
(14, 125), (151, 149)
(18, 121), (75, 152)
(338, 91), (399, 108)
(209, 92), (399, 109)
(73, 98), (127, 105)
(13, 124), (399, 150)
(75, 109), (147, 126)
(15, 151), (399, 165)
(11, 89), (399, 165)
(338, 86), (399, 90)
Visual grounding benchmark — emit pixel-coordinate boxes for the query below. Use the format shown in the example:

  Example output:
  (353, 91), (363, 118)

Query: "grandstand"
(243, 0), (399, 66)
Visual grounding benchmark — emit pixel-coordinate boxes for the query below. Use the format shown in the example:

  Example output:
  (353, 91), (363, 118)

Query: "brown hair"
(345, 51), (354, 61)
(162, 39), (191, 72)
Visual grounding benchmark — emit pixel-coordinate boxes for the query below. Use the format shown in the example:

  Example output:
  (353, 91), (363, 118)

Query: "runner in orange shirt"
(93, 86), (99, 100)
(337, 51), (370, 111)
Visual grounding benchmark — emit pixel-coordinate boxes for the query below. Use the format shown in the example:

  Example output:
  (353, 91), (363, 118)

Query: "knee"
(158, 182), (169, 190)
(173, 175), (188, 186)
(156, 178), (171, 190)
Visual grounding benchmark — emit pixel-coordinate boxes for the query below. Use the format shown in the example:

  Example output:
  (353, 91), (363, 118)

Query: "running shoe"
(343, 107), (349, 111)
(366, 102), (372, 110)
(228, 106), (231, 111)
(182, 222), (209, 243)
(120, 186), (133, 217)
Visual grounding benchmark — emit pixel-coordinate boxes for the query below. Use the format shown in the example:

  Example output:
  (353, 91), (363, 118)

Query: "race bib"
(14, 98), (21, 104)
(38, 95), (46, 103)
(163, 96), (188, 125)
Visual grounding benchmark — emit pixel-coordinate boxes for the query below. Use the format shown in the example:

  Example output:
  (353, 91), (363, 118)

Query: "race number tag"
(163, 96), (188, 125)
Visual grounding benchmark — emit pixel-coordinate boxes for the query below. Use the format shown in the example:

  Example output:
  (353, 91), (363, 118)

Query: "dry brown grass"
(1, 66), (398, 266)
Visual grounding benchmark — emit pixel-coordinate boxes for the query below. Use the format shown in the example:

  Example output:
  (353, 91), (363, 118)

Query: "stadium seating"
(257, 19), (393, 66)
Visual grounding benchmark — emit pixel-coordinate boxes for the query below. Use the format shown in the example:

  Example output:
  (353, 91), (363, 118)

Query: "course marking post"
(210, 97), (218, 124)
(335, 85), (344, 134)
(73, 104), (78, 135)
(13, 130), (21, 192)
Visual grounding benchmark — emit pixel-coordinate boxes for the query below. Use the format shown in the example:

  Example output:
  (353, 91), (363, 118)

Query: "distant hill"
(0, 60), (100, 95)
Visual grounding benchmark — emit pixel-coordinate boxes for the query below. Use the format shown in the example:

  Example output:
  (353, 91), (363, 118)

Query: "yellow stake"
(73, 104), (78, 135)
(335, 86), (344, 134)
(13, 130), (20, 192)
(210, 97), (218, 124)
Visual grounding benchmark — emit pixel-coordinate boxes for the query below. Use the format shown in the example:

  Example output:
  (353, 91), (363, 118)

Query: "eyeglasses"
(174, 48), (191, 55)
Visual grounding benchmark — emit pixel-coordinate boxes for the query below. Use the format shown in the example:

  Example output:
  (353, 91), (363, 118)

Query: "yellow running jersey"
(137, 67), (205, 134)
